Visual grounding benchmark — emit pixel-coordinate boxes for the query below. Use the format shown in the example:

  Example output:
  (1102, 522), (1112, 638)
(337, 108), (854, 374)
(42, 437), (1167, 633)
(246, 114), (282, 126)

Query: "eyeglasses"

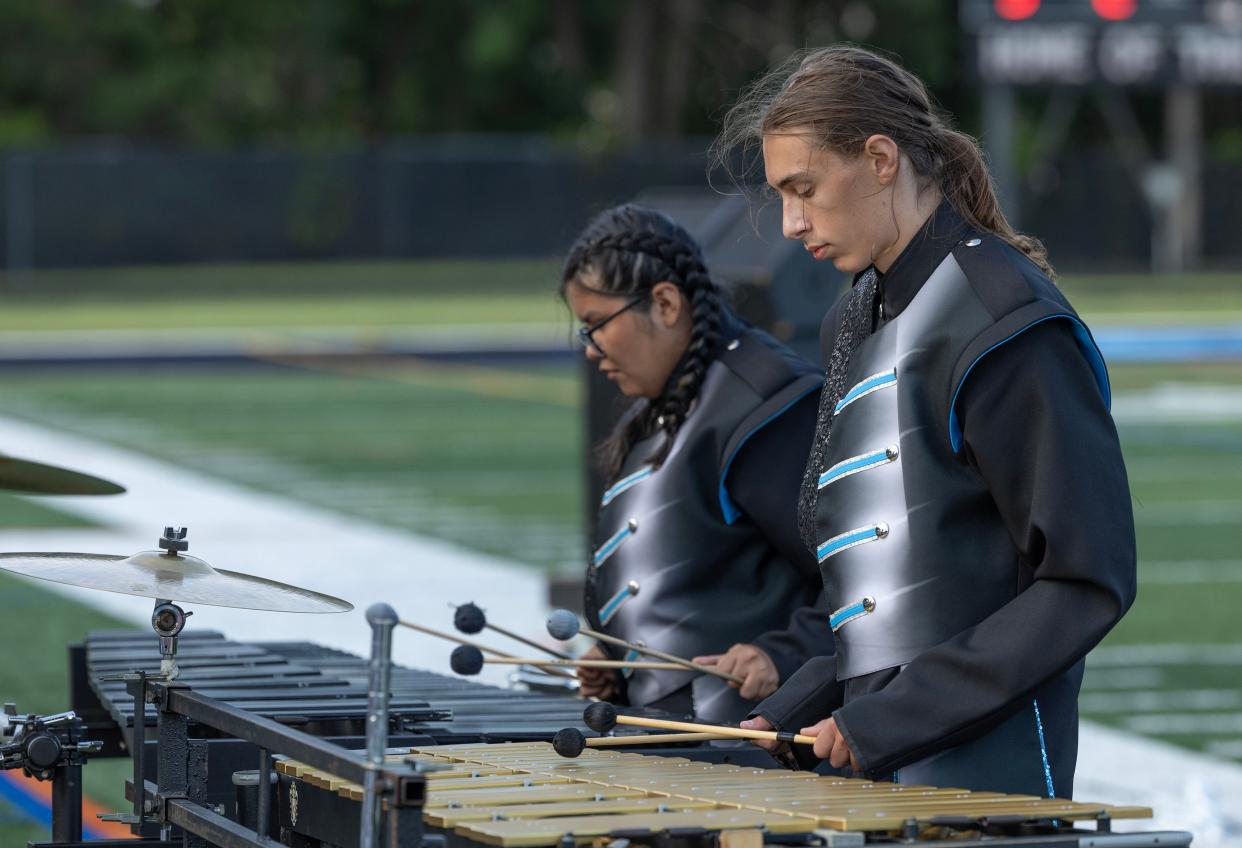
(576, 296), (646, 355)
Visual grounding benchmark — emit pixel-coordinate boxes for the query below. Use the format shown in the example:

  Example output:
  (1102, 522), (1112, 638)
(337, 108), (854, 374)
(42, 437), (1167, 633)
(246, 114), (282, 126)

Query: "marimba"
(66, 629), (1187, 848)
(273, 741), (1163, 847)
(70, 629), (776, 826)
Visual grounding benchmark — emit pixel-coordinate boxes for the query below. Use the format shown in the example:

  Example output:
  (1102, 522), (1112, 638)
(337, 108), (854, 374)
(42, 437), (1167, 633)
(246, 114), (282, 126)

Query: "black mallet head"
(454, 602), (486, 635)
(583, 701), (618, 733)
(552, 727), (587, 758)
(546, 608), (581, 641)
(450, 644), (484, 675)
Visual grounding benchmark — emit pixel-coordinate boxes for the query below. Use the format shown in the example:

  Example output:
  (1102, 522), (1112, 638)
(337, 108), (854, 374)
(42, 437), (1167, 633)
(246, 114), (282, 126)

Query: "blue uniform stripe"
(601, 467), (653, 507)
(819, 448), (895, 489)
(1033, 698), (1056, 798)
(622, 647), (641, 678)
(834, 368), (897, 414)
(593, 525), (633, 566)
(599, 585), (637, 625)
(817, 524), (886, 563)
(829, 600), (872, 631)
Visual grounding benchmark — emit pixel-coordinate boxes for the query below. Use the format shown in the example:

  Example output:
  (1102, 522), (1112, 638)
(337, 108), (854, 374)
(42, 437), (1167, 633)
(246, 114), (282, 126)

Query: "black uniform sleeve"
(725, 388), (835, 681)
(752, 655), (844, 728)
(831, 319), (1137, 776)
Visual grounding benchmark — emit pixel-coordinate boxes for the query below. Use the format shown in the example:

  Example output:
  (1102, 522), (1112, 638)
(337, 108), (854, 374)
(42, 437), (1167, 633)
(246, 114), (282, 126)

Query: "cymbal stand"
(151, 599), (191, 681)
(152, 527), (193, 681)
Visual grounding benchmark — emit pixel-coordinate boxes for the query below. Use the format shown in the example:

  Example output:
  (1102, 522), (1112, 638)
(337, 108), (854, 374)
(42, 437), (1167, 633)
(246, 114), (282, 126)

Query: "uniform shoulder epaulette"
(949, 233), (1066, 320)
(716, 326), (817, 400)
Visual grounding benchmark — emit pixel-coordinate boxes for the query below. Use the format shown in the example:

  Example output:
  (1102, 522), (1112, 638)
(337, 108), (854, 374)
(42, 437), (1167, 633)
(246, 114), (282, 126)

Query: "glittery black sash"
(796, 267), (879, 553)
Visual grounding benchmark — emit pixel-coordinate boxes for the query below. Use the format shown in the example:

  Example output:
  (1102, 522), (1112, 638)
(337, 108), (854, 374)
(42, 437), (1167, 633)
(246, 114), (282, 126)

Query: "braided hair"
(561, 205), (725, 482)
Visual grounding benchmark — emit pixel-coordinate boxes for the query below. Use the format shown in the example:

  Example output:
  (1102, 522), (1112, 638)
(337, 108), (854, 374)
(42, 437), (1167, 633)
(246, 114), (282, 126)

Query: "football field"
(0, 356), (1239, 758)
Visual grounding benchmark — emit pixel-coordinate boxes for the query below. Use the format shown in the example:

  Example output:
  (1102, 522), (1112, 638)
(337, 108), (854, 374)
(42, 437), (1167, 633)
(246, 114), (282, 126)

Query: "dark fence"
(1, 138), (1240, 271)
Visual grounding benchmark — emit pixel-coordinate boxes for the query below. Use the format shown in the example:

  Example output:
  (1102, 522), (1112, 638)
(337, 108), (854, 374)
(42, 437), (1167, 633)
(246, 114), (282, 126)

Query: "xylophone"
(273, 740), (1171, 848)
(68, 628), (778, 833)
(50, 622), (1189, 848)
(73, 629), (776, 755)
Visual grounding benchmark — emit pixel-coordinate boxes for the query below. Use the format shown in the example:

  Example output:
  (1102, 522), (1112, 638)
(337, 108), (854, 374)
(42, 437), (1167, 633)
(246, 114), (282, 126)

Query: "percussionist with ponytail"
(561, 204), (831, 723)
(715, 45), (1136, 797)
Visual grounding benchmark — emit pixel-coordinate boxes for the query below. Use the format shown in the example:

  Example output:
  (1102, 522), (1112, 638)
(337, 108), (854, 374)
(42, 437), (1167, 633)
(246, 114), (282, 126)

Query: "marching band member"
(561, 204), (832, 722)
(716, 46), (1137, 795)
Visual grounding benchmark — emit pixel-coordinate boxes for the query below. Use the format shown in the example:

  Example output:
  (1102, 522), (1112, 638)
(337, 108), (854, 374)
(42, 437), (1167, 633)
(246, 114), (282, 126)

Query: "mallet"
(454, 601), (571, 660)
(398, 619), (575, 679)
(582, 702), (815, 747)
(551, 727), (726, 758)
(449, 645), (685, 676)
(546, 608), (743, 685)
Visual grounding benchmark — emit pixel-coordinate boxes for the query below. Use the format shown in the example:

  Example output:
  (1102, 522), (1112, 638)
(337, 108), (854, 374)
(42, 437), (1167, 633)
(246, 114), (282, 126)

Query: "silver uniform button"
(862, 596), (876, 613)
(875, 522), (890, 538)
(885, 445), (899, 461)
(627, 580), (640, 595)
(965, 237), (982, 247)
(627, 518), (639, 533)
(726, 339), (740, 351)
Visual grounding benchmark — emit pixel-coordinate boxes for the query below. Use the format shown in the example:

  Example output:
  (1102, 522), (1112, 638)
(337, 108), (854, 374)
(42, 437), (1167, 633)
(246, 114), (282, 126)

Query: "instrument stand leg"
(50, 761), (83, 843)
(154, 684), (208, 848)
(360, 603), (398, 848)
(126, 671), (150, 837)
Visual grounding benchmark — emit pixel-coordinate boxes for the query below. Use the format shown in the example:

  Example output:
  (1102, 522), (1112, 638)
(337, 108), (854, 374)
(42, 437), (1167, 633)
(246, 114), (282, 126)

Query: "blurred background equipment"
(961, 0), (1242, 273)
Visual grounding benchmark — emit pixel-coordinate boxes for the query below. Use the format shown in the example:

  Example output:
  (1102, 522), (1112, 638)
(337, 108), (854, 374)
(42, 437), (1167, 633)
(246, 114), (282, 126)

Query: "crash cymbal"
(0, 528), (351, 613)
(0, 454), (125, 496)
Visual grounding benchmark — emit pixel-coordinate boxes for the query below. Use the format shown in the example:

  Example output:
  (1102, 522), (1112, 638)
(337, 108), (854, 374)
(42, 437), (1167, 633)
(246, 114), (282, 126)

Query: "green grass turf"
(0, 362), (584, 572)
(1076, 360), (1242, 756)
(1059, 272), (1242, 324)
(0, 492), (102, 529)
(0, 262), (1235, 331)
(0, 258), (567, 331)
(0, 258), (563, 298)
(0, 292), (567, 332)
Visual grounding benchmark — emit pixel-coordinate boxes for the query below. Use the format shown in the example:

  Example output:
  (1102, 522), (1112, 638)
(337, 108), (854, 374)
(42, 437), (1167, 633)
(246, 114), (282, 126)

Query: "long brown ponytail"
(712, 45), (1054, 278)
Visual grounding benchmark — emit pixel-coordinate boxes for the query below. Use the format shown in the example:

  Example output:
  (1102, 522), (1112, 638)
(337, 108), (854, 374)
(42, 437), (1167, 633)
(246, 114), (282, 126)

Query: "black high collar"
(867, 200), (975, 322)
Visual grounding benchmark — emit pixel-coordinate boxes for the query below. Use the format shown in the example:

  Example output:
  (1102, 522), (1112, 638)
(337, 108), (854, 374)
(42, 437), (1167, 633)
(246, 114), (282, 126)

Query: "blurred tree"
(0, 0), (968, 146)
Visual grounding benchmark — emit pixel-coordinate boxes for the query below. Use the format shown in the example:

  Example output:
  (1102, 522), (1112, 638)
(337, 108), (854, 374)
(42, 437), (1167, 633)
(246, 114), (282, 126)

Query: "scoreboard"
(960, 0), (1242, 85)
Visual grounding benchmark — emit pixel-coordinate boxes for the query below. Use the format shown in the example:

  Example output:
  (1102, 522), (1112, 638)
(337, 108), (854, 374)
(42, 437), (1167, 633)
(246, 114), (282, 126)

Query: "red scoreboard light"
(963, 0), (1242, 86)
(1091, 0), (1136, 20)
(995, 0), (1040, 20)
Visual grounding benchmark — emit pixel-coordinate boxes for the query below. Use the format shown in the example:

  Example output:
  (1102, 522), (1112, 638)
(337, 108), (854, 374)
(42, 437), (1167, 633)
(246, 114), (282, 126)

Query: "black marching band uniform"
(586, 309), (832, 723)
(757, 201), (1136, 796)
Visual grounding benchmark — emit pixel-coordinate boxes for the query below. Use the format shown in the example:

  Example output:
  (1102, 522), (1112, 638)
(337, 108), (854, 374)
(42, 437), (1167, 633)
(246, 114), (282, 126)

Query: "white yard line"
(1081, 689), (1242, 713)
(1090, 643), (1242, 666)
(1139, 560), (1242, 584)
(1078, 720), (1242, 846)
(1, 415), (1241, 845)
(1113, 384), (1242, 423)
(0, 414), (550, 687)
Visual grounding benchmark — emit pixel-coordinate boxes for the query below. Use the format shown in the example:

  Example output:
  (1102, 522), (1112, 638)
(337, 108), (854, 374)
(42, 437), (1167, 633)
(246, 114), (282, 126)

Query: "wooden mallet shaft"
(581, 626), (744, 685)
(484, 620), (572, 661)
(480, 656), (688, 671)
(399, 619), (577, 679)
(586, 732), (725, 747)
(609, 713), (815, 746)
